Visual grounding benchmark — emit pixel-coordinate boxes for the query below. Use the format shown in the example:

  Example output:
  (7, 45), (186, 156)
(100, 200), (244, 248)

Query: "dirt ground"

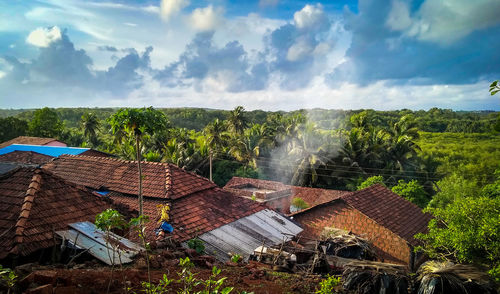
(16, 260), (323, 294)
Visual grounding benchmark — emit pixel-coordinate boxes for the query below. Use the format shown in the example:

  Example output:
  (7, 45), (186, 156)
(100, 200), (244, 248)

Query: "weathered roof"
(107, 188), (265, 242)
(0, 151), (54, 165)
(342, 184), (432, 246)
(44, 155), (217, 200)
(224, 177), (350, 209)
(0, 167), (109, 259)
(196, 209), (303, 261)
(0, 136), (64, 149)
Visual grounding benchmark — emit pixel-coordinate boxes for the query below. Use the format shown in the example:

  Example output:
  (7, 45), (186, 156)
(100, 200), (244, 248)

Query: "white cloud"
(189, 5), (224, 31)
(26, 26), (62, 47)
(293, 4), (326, 30)
(385, 0), (412, 31)
(387, 0), (500, 45)
(0, 71), (5, 79)
(160, 0), (189, 21)
(287, 38), (313, 61)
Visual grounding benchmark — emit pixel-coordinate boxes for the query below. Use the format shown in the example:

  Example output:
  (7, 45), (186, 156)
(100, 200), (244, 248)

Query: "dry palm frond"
(417, 261), (497, 294)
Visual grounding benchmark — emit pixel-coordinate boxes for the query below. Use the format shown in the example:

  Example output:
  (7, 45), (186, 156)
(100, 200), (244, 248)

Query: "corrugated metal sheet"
(0, 144), (89, 157)
(190, 209), (302, 262)
(56, 221), (143, 265)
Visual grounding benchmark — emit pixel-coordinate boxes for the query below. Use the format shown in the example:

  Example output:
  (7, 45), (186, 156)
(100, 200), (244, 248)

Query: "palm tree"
(81, 112), (100, 146)
(109, 107), (168, 217)
(204, 119), (230, 181)
(227, 106), (248, 135)
(229, 124), (269, 169)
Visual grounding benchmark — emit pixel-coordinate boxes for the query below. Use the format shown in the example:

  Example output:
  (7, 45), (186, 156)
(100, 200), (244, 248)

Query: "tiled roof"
(0, 167), (109, 259)
(342, 184), (432, 246)
(43, 155), (217, 200)
(0, 136), (62, 149)
(0, 151), (54, 165)
(224, 177), (349, 208)
(107, 188), (265, 242)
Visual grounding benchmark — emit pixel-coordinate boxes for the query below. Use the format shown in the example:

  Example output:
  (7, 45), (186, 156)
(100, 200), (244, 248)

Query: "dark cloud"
(97, 45), (118, 52)
(155, 32), (269, 92)
(327, 0), (500, 86)
(1, 31), (152, 100)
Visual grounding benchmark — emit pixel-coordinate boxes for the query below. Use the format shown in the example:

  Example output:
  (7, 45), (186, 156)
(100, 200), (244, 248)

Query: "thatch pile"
(318, 227), (377, 260)
(416, 261), (498, 294)
(342, 259), (409, 294)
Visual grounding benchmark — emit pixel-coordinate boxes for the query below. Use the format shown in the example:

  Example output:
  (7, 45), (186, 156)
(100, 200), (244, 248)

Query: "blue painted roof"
(0, 144), (90, 157)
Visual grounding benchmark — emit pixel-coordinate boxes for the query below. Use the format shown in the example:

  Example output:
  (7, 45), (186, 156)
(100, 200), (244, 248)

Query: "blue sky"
(0, 0), (499, 110)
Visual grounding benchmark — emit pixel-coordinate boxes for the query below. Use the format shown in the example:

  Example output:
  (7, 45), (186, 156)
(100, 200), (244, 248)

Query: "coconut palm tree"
(204, 119), (230, 181)
(81, 112), (100, 146)
(227, 106), (248, 135)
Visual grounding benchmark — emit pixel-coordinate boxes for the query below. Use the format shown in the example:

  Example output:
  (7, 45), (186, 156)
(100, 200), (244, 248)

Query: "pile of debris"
(318, 227), (377, 260)
(416, 261), (498, 294)
(341, 259), (409, 294)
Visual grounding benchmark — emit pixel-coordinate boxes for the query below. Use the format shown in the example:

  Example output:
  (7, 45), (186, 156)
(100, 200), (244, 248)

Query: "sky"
(0, 0), (499, 111)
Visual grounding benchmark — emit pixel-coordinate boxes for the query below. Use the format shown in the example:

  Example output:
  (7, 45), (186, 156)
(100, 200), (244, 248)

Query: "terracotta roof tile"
(108, 188), (265, 242)
(0, 167), (110, 259)
(342, 184), (432, 246)
(43, 155), (216, 200)
(0, 151), (54, 165)
(0, 136), (63, 149)
(224, 177), (349, 209)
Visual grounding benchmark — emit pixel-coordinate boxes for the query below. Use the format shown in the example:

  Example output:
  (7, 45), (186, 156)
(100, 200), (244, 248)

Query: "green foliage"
(95, 209), (128, 231)
(290, 197), (309, 210)
(28, 107), (63, 138)
(109, 107), (169, 140)
(357, 176), (386, 190)
(187, 238), (205, 255)
(490, 80), (499, 96)
(391, 179), (429, 208)
(427, 174), (480, 209)
(138, 274), (172, 294)
(416, 196), (500, 282)
(315, 275), (341, 294)
(0, 265), (17, 292)
(230, 254), (242, 263)
(417, 132), (500, 186)
(0, 117), (28, 142)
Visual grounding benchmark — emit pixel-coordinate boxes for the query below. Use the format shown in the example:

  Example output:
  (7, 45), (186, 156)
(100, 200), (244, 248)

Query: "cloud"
(26, 26), (62, 47)
(401, 0), (500, 45)
(98, 45), (118, 52)
(189, 5), (224, 31)
(155, 32), (268, 92)
(293, 4), (328, 31)
(160, 0), (189, 21)
(327, 0), (500, 86)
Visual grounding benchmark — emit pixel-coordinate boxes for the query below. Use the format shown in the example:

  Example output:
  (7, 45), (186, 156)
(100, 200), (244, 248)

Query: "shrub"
(187, 238), (205, 255)
(316, 275), (341, 294)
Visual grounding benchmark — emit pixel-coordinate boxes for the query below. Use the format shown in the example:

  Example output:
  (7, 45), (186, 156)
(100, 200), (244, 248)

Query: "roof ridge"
(13, 168), (43, 252)
(164, 164), (172, 198)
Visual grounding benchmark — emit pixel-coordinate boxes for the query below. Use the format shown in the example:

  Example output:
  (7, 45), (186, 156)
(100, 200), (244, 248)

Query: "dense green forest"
(1, 106), (499, 279)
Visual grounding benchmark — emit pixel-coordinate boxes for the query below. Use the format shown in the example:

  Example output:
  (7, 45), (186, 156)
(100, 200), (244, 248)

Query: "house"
(224, 177), (350, 213)
(0, 151), (54, 165)
(0, 136), (67, 149)
(290, 184), (432, 268)
(0, 144), (112, 159)
(0, 164), (110, 260)
(43, 155), (302, 261)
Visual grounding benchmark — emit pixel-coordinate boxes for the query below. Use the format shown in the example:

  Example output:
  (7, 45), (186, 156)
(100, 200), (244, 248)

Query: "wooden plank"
(56, 230), (133, 265)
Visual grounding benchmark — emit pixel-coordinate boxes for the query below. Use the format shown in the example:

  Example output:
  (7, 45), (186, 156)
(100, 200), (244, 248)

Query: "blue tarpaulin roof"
(0, 144), (90, 157)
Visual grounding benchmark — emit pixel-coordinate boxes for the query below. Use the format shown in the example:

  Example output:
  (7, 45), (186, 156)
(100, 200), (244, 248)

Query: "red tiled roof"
(43, 155), (217, 200)
(0, 151), (54, 165)
(0, 136), (62, 149)
(107, 188), (265, 242)
(224, 177), (349, 208)
(0, 167), (109, 259)
(342, 184), (432, 246)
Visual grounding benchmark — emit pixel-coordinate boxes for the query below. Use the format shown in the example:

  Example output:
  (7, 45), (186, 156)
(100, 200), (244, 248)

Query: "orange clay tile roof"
(341, 184), (432, 247)
(0, 167), (110, 259)
(43, 155), (217, 200)
(0, 136), (62, 149)
(224, 177), (350, 208)
(0, 151), (54, 165)
(108, 188), (265, 242)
